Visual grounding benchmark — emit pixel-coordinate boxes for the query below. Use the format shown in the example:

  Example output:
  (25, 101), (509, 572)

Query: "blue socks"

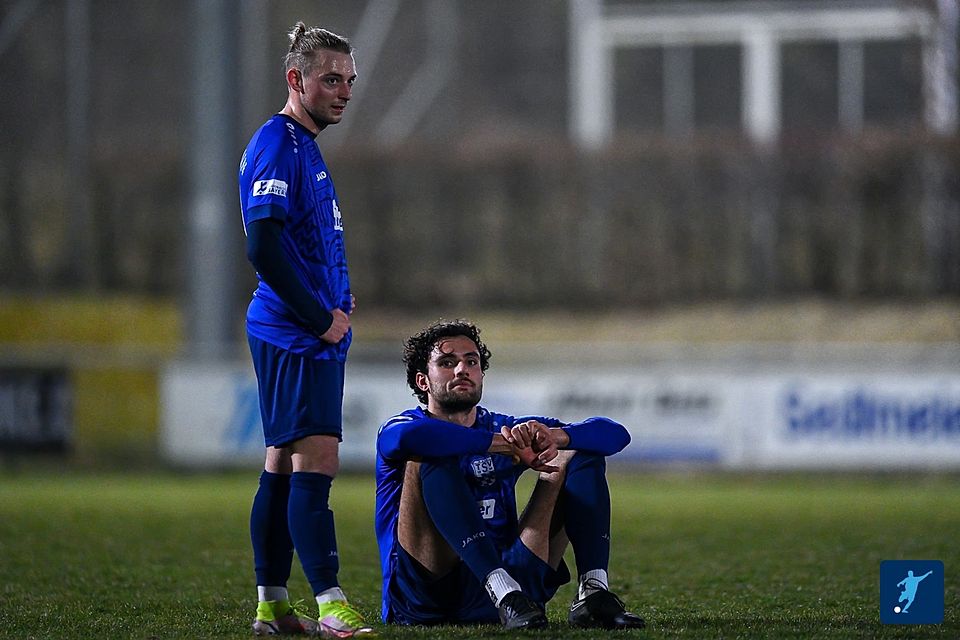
(420, 459), (503, 581)
(250, 470), (294, 587)
(417, 454), (612, 584)
(563, 453), (612, 577)
(288, 471), (340, 596)
(251, 471), (341, 598)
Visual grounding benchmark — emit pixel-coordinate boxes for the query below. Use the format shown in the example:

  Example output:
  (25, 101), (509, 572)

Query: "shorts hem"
(265, 427), (343, 447)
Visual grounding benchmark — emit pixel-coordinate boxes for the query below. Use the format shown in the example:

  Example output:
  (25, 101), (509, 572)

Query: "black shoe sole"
(505, 615), (548, 630)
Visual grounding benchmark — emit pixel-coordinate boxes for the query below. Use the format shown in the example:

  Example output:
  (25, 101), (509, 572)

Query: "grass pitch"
(0, 470), (957, 639)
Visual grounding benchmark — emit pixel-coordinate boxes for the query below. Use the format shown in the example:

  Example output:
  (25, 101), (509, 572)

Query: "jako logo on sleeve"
(253, 179), (288, 198)
(880, 560), (944, 624)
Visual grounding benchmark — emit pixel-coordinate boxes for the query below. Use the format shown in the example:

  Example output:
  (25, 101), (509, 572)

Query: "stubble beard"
(303, 102), (341, 131)
(432, 381), (482, 414)
(307, 110), (331, 131)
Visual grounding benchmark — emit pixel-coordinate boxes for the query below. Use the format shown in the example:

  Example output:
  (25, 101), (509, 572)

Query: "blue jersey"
(375, 406), (561, 620)
(374, 407), (631, 620)
(239, 114), (351, 361)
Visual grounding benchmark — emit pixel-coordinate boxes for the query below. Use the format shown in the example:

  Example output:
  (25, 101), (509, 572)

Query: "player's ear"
(415, 372), (429, 392)
(287, 67), (303, 93)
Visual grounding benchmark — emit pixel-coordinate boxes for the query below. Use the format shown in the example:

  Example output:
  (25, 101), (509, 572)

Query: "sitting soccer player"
(374, 320), (646, 630)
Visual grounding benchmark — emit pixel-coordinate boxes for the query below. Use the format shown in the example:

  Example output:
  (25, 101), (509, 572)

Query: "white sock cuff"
(484, 568), (522, 606)
(579, 568), (609, 599)
(258, 586), (289, 602)
(316, 586), (347, 604)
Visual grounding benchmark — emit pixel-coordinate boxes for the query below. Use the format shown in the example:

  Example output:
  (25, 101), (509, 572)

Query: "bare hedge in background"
(338, 135), (960, 309)
(1, 135), (957, 309)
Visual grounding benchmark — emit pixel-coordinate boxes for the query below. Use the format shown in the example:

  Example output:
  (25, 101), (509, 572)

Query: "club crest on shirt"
(471, 456), (496, 487)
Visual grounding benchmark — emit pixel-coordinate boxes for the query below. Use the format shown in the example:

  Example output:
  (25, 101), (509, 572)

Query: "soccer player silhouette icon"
(897, 570), (933, 613)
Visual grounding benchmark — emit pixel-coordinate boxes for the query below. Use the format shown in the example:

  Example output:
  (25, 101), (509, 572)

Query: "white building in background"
(569, 0), (957, 149)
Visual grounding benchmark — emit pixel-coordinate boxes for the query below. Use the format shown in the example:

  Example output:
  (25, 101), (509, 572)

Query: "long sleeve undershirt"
(378, 414), (630, 461)
(377, 417), (494, 460)
(560, 417), (631, 455)
(245, 210), (334, 336)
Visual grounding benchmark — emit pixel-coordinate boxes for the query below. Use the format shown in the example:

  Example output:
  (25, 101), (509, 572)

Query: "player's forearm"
(548, 427), (571, 448)
(487, 434), (517, 456)
(559, 417), (630, 455)
(378, 418), (493, 460)
(246, 218), (333, 335)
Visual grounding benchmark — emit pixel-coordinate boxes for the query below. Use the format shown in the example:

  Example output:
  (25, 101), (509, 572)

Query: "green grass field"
(1, 471), (957, 639)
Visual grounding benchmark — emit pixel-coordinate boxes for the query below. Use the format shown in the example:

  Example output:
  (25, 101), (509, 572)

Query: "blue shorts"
(386, 540), (570, 625)
(247, 334), (345, 447)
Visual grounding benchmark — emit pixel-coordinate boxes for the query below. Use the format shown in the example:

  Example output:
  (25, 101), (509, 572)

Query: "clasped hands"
(500, 420), (561, 473)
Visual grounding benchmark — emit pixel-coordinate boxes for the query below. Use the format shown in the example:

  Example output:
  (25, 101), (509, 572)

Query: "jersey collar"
(276, 113), (319, 140)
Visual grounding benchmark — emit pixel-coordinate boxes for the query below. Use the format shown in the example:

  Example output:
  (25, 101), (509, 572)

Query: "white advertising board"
(161, 362), (960, 470)
(744, 375), (960, 469)
(481, 370), (734, 464)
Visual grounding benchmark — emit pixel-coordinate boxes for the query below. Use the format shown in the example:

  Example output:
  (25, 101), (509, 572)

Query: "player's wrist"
(488, 433), (514, 455)
(552, 427), (571, 449)
(313, 308), (335, 336)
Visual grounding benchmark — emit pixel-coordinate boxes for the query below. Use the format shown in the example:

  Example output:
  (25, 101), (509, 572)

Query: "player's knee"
(290, 434), (340, 475)
(293, 457), (339, 476)
(419, 457), (461, 482)
(419, 457), (474, 500)
(290, 449), (339, 476)
(567, 450), (606, 474)
(264, 446), (293, 474)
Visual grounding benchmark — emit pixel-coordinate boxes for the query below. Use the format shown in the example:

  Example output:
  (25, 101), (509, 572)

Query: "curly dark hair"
(403, 319), (492, 404)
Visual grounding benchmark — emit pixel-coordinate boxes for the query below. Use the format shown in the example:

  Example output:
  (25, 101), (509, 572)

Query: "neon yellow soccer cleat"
(252, 600), (320, 636)
(316, 600), (376, 638)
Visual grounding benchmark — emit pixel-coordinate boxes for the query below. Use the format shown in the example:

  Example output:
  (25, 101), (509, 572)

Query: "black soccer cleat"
(568, 583), (646, 630)
(498, 591), (548, 630)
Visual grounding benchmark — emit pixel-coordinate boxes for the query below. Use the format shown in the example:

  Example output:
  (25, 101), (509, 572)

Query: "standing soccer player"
(238, 22), (373, 638)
